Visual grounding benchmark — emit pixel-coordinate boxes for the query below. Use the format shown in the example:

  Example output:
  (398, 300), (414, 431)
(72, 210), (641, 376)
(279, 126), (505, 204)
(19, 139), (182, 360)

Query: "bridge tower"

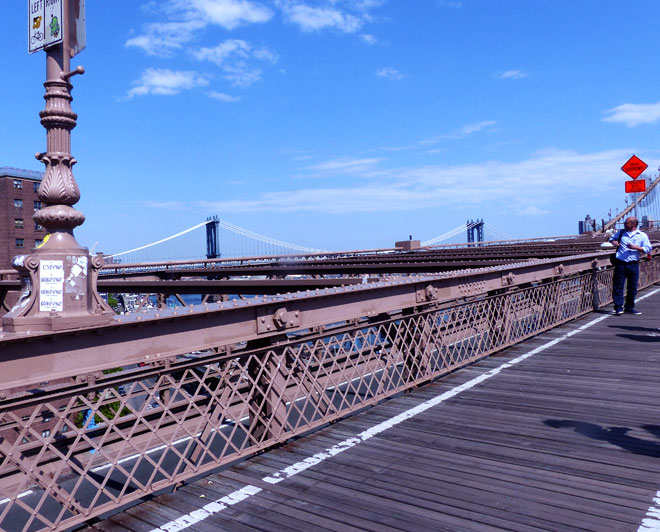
(206, 216), (220, 259)
(466, 219), (485, 243)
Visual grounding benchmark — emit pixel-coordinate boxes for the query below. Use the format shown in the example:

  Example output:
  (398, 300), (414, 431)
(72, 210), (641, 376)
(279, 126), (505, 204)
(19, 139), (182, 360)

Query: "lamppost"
(2, 0), (114, 332)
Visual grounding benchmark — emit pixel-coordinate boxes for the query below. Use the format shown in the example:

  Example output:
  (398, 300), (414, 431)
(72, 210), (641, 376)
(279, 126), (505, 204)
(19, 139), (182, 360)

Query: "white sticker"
(40, 260), (64, 312)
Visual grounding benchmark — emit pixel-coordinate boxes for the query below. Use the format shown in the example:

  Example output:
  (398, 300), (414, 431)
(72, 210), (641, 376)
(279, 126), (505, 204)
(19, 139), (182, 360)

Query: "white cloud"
(222, 64), (263, 86)
(127, 0), (273, 55)
(456, 120), (497, 137)
(418, 120), (497, 145)
(436, 0), (462, 7)
(280, 3), (363, 33)
(143, 200), (188, 211)
(361, 33), (377, 45)
(167, 148), (645, 214)
(518, 206), (547, 216)
(306, 157), (382, 174)
(127, 68), (209, 98)
(208, 91), (240, 102)
(497, 70), (529, 80)
(377, 67), (405, 81)
(194, 39), (253, 64)
(125, 21), (204, 56)
(194, 39), (278, 87)
(187, 0), (273, 29)
(603, 102), (660, 127)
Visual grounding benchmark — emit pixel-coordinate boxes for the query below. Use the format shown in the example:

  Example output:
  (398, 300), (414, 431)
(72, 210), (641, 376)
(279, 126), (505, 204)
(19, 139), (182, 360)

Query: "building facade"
(0, 167), (45, 269)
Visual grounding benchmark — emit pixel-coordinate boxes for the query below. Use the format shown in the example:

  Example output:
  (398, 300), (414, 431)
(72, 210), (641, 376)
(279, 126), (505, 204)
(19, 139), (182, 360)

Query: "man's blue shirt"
(610, 229), (652, 262)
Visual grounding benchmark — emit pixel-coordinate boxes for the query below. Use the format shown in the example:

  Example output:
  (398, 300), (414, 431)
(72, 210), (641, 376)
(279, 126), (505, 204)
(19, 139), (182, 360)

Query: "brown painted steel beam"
(0, 252), (614, 390)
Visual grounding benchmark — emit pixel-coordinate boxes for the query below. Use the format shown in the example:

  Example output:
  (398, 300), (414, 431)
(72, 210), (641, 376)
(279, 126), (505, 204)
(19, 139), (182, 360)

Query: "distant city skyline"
(2, 1), (660, 254)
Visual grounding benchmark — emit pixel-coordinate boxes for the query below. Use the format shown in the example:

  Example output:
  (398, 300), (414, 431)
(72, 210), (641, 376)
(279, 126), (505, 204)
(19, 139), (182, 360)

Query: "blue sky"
(3, 0), (660, 254)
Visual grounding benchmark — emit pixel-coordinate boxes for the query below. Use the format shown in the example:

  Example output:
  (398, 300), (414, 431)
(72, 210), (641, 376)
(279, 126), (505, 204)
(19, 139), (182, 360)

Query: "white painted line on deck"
(0, 490), (33, 506)
(149, 310), (614, 532)
(636, 287), (660, 531)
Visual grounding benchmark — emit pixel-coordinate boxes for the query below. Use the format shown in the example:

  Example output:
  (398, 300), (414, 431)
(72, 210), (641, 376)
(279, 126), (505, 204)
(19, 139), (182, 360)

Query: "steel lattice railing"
(0, 257), (658, 531)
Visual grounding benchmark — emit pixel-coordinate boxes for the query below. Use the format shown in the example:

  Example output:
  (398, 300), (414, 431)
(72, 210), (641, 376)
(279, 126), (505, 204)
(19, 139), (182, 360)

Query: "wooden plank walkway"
(88, 285), (660, 532)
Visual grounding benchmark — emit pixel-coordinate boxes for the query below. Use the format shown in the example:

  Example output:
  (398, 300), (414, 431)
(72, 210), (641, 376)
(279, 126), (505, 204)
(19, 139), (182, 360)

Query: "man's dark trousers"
(612, 259), (640, 311)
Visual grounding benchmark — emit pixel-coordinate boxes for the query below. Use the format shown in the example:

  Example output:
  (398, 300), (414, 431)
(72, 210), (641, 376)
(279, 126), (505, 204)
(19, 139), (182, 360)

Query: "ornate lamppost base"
(2, 235), (114, 333)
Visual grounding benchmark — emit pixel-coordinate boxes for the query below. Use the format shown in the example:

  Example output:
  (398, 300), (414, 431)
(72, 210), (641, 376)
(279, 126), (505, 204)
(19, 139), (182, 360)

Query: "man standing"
(610, 216), (652, 315)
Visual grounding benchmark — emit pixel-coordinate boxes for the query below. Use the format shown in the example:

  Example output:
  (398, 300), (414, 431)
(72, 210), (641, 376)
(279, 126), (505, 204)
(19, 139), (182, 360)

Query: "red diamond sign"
(621, 155), (648, 180)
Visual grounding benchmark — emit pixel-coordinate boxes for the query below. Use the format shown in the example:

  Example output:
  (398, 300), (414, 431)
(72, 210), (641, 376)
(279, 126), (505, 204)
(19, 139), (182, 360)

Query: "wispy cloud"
(194, 39), (278, 86)
(456, 120), (497, 137)
(126, 0), (384, 96)
(306, 157), (382, 175)
(278, 1), (365, 33)
(143, 200), (188, 211)
(127, 68), (209, 98)
(603, 102), (660, 127)
(126, 21), (203, 56)
(146, 148), (644, 215)
(372, 120), (498, 153)
(188, 0), (273, 29)
(361, 33), (377, 45)
(377, 67), (405, 81)
(436, 0), (462, 8)
(497, 69), (529, 80)
(208, 90), (240, 102)
(419, 120), (498, 145)
(126, 1), (273, 55)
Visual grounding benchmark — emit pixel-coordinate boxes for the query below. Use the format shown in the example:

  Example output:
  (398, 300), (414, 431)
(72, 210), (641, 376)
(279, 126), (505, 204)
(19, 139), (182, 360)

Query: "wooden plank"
(219, 467), (486, 532)
(261, 434), (641, 529)
(97, 292), (660, 531)
(181, 481), (337, 532)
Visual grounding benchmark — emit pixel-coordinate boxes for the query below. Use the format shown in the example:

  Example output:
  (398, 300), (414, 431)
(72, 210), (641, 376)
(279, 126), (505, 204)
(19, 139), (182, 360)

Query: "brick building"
(0, 166), (45, 269)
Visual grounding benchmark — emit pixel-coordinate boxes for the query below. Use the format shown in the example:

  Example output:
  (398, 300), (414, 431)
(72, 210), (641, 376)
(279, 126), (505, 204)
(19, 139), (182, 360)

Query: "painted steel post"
(2, 0), (113, 332)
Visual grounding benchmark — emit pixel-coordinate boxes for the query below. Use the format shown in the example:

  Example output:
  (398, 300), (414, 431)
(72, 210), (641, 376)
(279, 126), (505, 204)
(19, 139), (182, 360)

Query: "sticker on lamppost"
(29, 0), (63, 54)
(40, 260), (64, 312)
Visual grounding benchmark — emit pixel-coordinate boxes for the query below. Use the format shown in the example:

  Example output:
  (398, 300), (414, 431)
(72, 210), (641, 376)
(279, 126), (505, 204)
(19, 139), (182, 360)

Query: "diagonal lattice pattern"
(0, 266), (654, 531)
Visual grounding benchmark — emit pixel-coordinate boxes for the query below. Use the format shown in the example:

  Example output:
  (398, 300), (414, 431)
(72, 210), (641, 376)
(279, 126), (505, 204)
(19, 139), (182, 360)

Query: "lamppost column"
(2, 0), (114, 332)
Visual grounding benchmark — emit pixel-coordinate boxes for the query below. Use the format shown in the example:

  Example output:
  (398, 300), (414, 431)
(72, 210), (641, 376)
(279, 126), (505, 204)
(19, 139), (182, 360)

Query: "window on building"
(21, 437), (29, 444)
(34, 200), (42, 211)
(14, 219), (24, 229)
(14, 199), (23, 208)
(15, 239), (24, 248)
(13, 179), (22, 189)
(35, 239), (43, 248)
(41, 430), (50, 438)
(33, 182), (40, 193)
(35, 223), (43, 232)
(42, 412), (52, 423)
(60, 424), (68, 434)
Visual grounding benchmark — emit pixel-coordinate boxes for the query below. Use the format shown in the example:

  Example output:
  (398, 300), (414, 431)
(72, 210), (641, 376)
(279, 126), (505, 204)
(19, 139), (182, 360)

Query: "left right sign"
(29, 0), (63, 54)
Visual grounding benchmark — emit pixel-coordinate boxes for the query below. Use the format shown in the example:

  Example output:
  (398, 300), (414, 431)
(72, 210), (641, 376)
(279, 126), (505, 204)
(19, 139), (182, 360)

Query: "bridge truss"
(1, 235), (660, 531)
